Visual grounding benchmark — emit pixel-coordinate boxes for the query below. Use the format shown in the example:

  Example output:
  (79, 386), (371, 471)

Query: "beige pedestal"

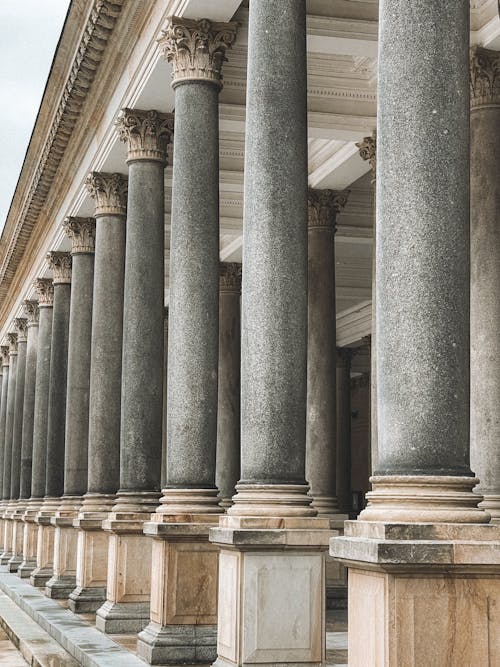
(95, 512), (153, 633)
(17, 502), (41, 578)
(324, 515), (348, 609)
(69, 516), (109, 612)
(137, 518), (220, 665)
(0, 510), (14, 564)
(210, 515), (332, 667)
(7, 505), (25, 572)
(45, 514), (79, 598)
(331, 520), (500, 667)
(30, 500), (59, 587)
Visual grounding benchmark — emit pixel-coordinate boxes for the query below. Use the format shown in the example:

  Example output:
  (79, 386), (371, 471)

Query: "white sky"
(0, 0), (70, 233)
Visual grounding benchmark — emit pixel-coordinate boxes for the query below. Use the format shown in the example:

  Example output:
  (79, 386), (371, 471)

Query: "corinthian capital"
(47, 251), (72, 285)
(308, 189), (349, 230)
(470, 46), (500, 107)
(7, 332), (18, 354)
(63, 217), (96, 254)
(23, 300), (39, 326)
(116, 109), (175, 163)
(85, 172), (128, 217)
(219, 262), (242, 292)
(34, 278), (54, 307)
(14, 318), (28, 343)
(158, 17), (238, 88)
(356, 131), (377, 182)
(1, 346), (9, 366)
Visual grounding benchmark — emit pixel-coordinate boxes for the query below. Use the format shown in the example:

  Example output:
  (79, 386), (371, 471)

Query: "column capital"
(46, 251), (72, 284)
(85, 172), (128, 217)
(1, 346), (9, 366)
(307, 188), (349, 230)
(356, 131), (377, 182)
(34, 278), (54, 307)
(158, 16), (238, 89)
(219, 262), (242, 293)
(7, 332), (18, 354)
(14, 318), (28, 343)
(470, 46), (500, 108)
(63, 217), (96, 254)
(23, 300), (39, 326)
(116, 108), (174, 164)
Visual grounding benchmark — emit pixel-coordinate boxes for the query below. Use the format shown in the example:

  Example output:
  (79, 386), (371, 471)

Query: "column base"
(68, 586), (107, 613)
(330, 520), (500, 667)
(138, 622), (217, 665)
(7, 555), (22, 572)
(209, 513), (332, 667)
(137, 505), (221, 665)
(96, 600), (150, 634)
(479, 493), (500, 523)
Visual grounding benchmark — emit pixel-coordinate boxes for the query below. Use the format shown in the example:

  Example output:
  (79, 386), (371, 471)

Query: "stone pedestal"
(17, 498), (41, 578)
(7, 502), (25, 572)
(96, 504), (156, 633)
(30, 497), (59, 586)
(45, 498), (81, 598)
(137, 514), (220, 665)
(0, 505), (14, 564)
(69, 496), (114, 613)
(211, 514), (331, 667)
(331, 520), (500, 666)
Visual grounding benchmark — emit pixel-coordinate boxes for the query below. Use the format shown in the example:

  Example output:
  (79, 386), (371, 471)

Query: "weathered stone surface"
(10, 320), (27, 501)
(3, 334), (18, 500)
(19, 302), (38, 500)
(0, 350), (9, 501)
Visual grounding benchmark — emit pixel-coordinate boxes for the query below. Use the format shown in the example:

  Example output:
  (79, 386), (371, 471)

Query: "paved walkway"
(0, 627), (27, 666)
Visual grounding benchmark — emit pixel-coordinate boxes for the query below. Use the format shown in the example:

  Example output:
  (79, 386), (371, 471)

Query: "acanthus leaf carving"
(7, 332), (18, 354)
(34, 278), (54, 307)
(116, 108), (174, 163)
(1, 346), (9, 366)
(356, 130), (377, 182)
(308, 188), (350, 230)
(158, 17), (238, 88)
(46, 251), (72, 284)
(219, 262), (242, 292)
(63, 217), (96, 254)
(85, 172), (128, 217)
(470, 46), (500, 107)
(23, 300), (40, 326)
(14, 318), (28, 343)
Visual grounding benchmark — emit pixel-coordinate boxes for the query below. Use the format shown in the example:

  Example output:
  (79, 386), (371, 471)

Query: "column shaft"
(11, 321), (27, 500)
(0, 354), (9, 501)
(3, 337), (18, 500)
(19, 303), (39, 500)
(336, 349), (352, 514)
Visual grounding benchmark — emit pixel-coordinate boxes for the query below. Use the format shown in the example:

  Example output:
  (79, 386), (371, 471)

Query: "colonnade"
(0, 2), (498, 666)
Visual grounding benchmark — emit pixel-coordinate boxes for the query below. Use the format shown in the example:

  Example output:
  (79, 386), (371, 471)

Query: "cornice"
(0, 0), (125, 309)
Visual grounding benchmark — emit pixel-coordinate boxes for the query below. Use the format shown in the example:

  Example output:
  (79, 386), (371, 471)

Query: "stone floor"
(0, 628), (27, 666)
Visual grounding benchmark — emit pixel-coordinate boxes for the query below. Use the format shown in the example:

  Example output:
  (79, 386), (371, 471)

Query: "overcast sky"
(0, 0), (70, 233)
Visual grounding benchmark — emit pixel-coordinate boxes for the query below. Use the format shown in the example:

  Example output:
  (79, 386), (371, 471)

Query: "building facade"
(0, 0), (499, 665)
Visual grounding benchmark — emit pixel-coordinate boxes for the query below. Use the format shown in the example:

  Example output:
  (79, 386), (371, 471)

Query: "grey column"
(115, 109), (172, 512)
(45, 252), (72, 500)
(61, 218), (95, 502)
(336, 348), (352, 515)
(11, 319), (28, 500)
(470, 47), (500, 521)
(216, 263), (242, 507)
(158, 19), (237, 512)
(361, 1), (483, 522)
(3, 333), (18, 501)
(30, 280), (54, 501)
(84, 173), (127, 509)
(19, 301), (39, 500)
(306, 189), (348, 515)
(231, 1), (311, 513)
(0, 349), (10, 501)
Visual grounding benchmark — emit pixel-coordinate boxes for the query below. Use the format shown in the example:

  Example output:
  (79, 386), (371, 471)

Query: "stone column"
(306, 189), (348, 514)
(216, 262), (242, 508)
(17, 300), (39, 578)
(92, 111), (171, 635)
(7, 318), (28, 572)
(29, 279), (54, 585)
(356, 133), (376, 470)
(336, 349), (352, 515)
(46, 219), (95, 598)
(210, 5), (331, 667)
(470, 47), (500, 522)
(136, 21), (237, 664)
(0, 347), (10, 555)
(0, 333), (18, 565)
(330, 5), (500, 666)
(33, 253), (71, 587)
(69, 173), (127, 614)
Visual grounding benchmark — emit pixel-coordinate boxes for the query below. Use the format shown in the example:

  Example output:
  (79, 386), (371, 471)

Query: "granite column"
(33, 253), (71, 587)
(94, 111), (171, 634)
(216, 263), (242, 508)
(29, 280), (54, 585)
(330, 5), (500, 665)
(47, 219), (95, 598)
(210, 5), (331, 667)
(70, 173), (127, 613)
(470, 47), (500, 522)
(8, 319), (28, 572)
(1, 333), (18, 565)
(17, 301), (39, 578)
(137, 20), (237, 663)
(0, 347), (10, 555)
